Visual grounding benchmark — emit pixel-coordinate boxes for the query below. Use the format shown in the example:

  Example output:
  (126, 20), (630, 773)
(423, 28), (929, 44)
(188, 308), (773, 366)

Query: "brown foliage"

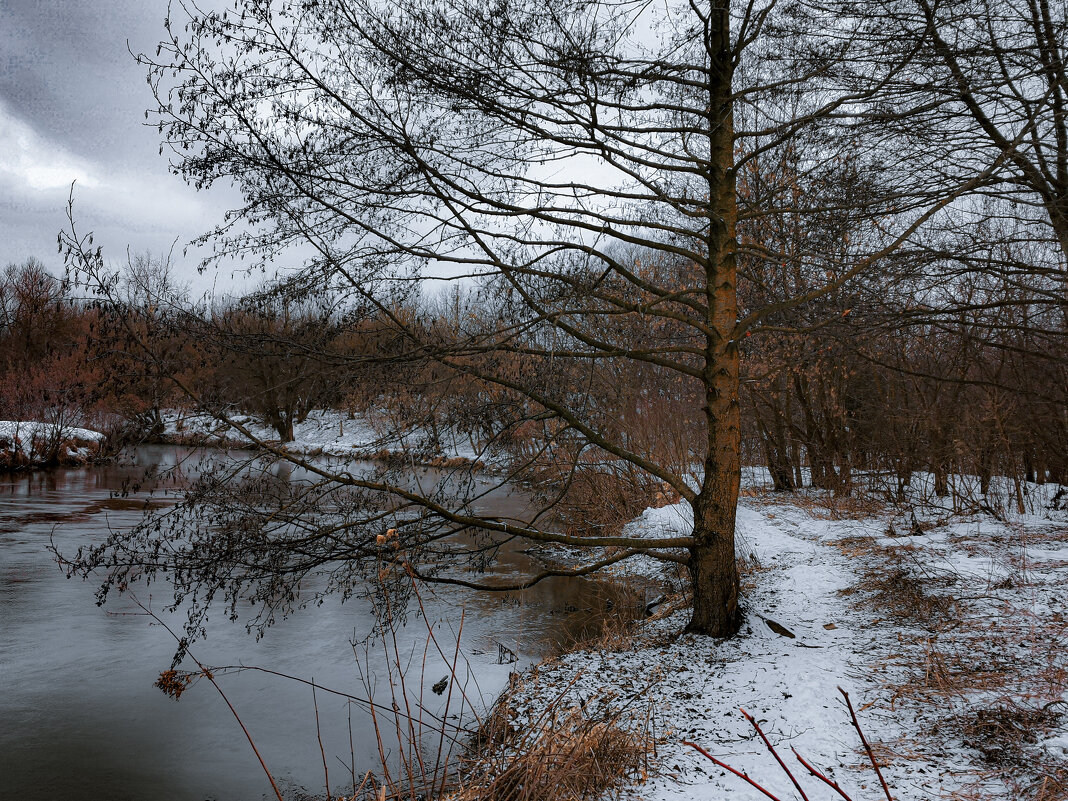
(458, 704), (654, 801)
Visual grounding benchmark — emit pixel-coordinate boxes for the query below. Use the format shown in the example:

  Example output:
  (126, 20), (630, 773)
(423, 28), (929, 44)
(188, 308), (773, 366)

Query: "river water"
(0, 446), (622, 801)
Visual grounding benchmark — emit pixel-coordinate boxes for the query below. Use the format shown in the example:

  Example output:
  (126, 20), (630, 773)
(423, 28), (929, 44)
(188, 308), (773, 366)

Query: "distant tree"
(84, 250), (193, 438)
(0, 258), (79, 372)
(207, 292), (345, 442)
(0, 258), (100, 432)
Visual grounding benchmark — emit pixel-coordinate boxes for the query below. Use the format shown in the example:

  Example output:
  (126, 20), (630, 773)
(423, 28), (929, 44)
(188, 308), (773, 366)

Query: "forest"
(3, 235), (1063, 513)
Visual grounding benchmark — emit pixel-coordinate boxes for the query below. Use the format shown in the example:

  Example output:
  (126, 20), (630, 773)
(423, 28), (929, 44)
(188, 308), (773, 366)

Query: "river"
(0, 446), (626, 801)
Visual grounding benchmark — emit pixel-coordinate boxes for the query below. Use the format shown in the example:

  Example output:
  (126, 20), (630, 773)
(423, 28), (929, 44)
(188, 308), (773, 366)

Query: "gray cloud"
(0, 0), (235, 284)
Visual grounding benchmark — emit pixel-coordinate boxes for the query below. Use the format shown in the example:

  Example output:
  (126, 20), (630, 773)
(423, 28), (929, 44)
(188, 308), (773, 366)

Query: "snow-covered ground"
(496, 482), (1068, 800)
(158, 408), (492, 465)
(0, 420), (105, 444)
(0, 419), (106, 468)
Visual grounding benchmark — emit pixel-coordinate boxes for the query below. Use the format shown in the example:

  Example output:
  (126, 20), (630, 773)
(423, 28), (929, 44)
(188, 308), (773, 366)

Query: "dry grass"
(942, 702), (1068, 801)
(539, 465), (680, 540)
(747, 487), (889, 520)
(864, 564), (962, 628)
(1030, 770), (1068, 801)
(574, 608), (641, 653)
(803, 492), (890, 520)
(886, 637), (1012, 709)
(457, 703), (655, 801)
(827, 507), (1068, 801)
(539, 583), (647, 658)
(834, 536), (963, 632)
(957, 702), (1061, 767)
(546, 605), (639, 657)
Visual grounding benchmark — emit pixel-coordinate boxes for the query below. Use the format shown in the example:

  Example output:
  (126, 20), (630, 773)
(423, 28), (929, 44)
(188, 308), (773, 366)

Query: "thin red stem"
(839, 687), (894, 801)
(683, 741), (786, 801)
(740, 707), (810, 801)
(792, 749), (855, 801)
(136, 601), (285, 801)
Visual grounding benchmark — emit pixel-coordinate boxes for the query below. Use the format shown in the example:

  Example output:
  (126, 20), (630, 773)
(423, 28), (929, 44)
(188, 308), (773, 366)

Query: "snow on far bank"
(0, 420), (105, 444)
(158, 408), (494, 465)
(0, 420), (106, 469)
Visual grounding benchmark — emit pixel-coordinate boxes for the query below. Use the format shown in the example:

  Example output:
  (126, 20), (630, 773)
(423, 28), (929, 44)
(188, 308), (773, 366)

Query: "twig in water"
(134, 599), (285, 801)
(314, 679), (332, 801)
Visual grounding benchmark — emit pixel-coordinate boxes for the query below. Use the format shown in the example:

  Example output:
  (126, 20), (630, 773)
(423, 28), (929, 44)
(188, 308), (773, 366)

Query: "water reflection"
(0, 446), (631, 801)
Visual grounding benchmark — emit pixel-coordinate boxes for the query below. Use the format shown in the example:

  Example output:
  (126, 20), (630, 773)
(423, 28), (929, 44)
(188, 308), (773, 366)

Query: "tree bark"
(686, 4), (741, 637)
(933, 467), (948, 497)
(687, 341), (742, 635)
(687, 504), (741, 636)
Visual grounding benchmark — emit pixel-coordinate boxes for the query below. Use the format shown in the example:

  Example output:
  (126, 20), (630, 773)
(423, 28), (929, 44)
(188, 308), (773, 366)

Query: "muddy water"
(0, 446), (624, 801)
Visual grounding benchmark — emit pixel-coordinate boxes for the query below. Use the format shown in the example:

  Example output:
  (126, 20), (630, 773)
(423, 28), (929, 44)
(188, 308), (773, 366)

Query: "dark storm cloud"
(0, 0), (235, 281)
(0, 0), (159, 162)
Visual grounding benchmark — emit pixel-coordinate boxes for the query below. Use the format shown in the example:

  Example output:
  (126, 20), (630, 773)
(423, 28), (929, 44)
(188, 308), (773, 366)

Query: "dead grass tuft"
(459, 703), (655, 801)
(548, 608), (639, 657)
(583, 610), (641, 652)
(958, 701), (1061, 767)
(916, 642), (961, 694)
(1030, 769), (1068, 801)
(764, 490), (888, 520)
(857, 562), (962, 630)
(542, 583), (647, 658)
(831, 531), (963, 631)
(891, 639), (1010, 705)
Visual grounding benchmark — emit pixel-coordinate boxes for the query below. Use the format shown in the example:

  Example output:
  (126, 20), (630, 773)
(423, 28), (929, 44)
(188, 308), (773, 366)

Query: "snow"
(1041, 733), (1068, 759)
(0, 420), (106, 468)
(43, 405), (1065, 797)
(495, 485), (1068, 800)
(0, 420), (105, 444)
(505, 501), (944, 800)
(158, 408), (493, 465)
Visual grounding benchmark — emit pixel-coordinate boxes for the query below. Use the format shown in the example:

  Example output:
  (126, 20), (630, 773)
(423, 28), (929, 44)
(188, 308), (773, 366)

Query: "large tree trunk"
(686, 7), (741, 637)
(687, 483), (741, 636)
(271, 410), (295, 443)
(689, 295), (741, 637)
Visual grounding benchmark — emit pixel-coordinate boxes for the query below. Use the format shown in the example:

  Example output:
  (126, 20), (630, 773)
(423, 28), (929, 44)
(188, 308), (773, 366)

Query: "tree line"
(11, 248), (1061, 498)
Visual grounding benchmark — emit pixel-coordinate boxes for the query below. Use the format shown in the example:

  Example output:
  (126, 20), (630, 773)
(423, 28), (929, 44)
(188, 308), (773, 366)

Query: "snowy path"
(504, 501), (972, 800)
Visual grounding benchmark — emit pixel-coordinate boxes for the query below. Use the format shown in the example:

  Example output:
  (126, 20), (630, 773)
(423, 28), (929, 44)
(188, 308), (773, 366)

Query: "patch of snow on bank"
(0, 420), (105, 444)
(159, 408), (493, 464)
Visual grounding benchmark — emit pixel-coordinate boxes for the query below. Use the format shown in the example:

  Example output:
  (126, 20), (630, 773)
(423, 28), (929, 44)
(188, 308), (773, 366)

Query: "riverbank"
(471, 480), (1068, 800)
(0, 420), (106, 471)
(153, 408), (494, 470)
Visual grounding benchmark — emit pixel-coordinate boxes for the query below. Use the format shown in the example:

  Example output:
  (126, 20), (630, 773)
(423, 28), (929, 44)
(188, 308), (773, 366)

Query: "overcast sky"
(0, 0), (237, 283)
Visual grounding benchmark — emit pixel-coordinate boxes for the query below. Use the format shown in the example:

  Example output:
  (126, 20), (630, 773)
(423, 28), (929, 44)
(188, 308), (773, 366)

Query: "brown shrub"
(864, 565), (961, 628)
(538, 464), (678, 540)
(457, 704), (654, 801)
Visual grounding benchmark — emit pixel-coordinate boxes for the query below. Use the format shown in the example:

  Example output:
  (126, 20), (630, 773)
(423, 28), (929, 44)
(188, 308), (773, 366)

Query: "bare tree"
(206, 292), (345, 442)
(61, 0), (993, 640)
